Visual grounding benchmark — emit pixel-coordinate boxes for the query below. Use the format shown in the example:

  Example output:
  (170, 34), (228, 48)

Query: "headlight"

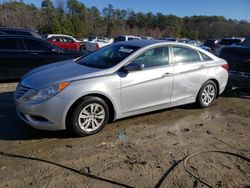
(24, 82), (70, 101)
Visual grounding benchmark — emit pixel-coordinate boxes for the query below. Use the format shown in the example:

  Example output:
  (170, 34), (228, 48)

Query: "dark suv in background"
(220, 36), (250, 91)
(214, 37), (245, 56)
(0, 35), (86, 81)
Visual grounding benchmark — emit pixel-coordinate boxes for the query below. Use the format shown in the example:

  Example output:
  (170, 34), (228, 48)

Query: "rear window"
(204, 40), (216, 46)
(200, 52), (212, 61)
(219, 39), (241, 45)
(0, 38), (19, 50)
(114, 36), (126, 42)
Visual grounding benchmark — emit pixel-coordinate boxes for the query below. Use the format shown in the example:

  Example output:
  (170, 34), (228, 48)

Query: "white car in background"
(86, 38), (114, 52)
(140, 36), (154, 40)
(114, 35), (141, 43)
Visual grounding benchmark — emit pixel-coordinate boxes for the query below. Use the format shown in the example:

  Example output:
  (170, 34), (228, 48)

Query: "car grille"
(16, 84), (32, 99)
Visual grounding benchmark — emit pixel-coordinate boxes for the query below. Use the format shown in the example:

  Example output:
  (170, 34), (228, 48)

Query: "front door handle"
(29, 52), (38, 56)
(199, 65), (206, 69)
(162, 72), (172, 77)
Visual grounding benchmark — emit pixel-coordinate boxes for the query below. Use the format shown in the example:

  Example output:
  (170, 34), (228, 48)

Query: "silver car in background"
(15, 40), (228, 136)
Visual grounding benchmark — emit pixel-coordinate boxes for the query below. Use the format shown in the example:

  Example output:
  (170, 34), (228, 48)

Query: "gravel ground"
(0, 83), (249, 188)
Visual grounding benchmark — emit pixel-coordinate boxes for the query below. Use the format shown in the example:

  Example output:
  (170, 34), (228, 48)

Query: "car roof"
(115, 35), (140, 38)
(47, 34), (74, 38)
(0, 27), (37, 32)
(114, 40), (170, 47)
(0, 35), (44, 40)
(222, 37), (245, 40)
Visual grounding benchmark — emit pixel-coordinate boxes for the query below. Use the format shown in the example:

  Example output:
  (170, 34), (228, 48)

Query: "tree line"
(0, 0), (250, 39)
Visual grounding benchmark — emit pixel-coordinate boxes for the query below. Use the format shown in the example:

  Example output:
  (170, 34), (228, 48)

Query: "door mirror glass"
(125, 61), (144, 71)
(51, 48), (63, 53)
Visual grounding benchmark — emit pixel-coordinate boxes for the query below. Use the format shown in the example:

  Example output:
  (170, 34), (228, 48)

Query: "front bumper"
(15, 92), (70, 131)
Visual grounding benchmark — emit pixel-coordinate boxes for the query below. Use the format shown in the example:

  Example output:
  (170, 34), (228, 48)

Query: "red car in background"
(46, 34), (84, 51)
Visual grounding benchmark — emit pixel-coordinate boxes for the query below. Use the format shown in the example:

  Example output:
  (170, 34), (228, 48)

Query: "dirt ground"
(0, 83), (249, 188)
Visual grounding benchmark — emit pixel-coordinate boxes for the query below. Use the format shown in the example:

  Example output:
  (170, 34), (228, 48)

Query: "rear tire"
(197, 80), (217, 108)
(69, 97), (109, 136)
(80, 45), (86, 51)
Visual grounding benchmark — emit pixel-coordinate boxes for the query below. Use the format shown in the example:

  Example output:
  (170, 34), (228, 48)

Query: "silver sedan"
(15, 40), (228, 136)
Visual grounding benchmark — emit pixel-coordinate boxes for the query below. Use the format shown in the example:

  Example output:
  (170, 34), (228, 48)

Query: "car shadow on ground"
(0, 89), (249, 141)
(0, 91), (73, 141)
(222, 89), (250, 99)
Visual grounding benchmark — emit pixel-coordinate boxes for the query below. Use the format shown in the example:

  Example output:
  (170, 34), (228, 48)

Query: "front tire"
(69, 97), (109, 136)
(197, 80), (217, 108)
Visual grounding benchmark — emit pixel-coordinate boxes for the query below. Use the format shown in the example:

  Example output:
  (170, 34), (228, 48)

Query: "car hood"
(21, 59), (106, 89)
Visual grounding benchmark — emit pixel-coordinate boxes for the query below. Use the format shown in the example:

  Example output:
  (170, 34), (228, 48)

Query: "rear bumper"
(226, 73), (250, 91)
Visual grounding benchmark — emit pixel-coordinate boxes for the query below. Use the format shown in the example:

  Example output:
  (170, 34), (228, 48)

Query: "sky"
(22, 0), (250, 21)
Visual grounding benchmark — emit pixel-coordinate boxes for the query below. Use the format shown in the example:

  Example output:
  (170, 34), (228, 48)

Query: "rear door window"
(23, 39), (52, 51)
(62, 37), (73, 43)
(0, 38), (19, 50)
(172, 46), (201, 63)
(49, 37), (60, 42)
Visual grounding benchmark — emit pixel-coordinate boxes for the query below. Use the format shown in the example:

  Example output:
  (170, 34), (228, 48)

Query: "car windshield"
(77, 44), (140, 69)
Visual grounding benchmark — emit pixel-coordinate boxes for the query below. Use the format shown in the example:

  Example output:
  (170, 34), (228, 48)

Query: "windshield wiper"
(80, 62), (106, 69)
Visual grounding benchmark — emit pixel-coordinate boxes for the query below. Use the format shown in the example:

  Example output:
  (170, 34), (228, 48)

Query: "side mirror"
(51, 48), (59, 53)
(51, 48), (63, 53)
(124, 61), (144, 71)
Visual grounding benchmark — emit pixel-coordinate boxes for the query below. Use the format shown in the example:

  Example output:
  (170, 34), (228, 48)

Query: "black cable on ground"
(183, 151), (250, 188)
(1, 150), (250, 188)
(155, 150), (250, 188)
(154, 156), (187, 188)
(0, 151), (134, 188)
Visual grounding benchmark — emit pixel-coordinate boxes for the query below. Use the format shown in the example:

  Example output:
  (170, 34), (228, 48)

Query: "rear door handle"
(162, 72), (172, 77)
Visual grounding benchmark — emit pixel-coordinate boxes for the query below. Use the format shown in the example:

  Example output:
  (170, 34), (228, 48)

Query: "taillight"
(96, 44), (99, 49)
(221, 64), (229, 71)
